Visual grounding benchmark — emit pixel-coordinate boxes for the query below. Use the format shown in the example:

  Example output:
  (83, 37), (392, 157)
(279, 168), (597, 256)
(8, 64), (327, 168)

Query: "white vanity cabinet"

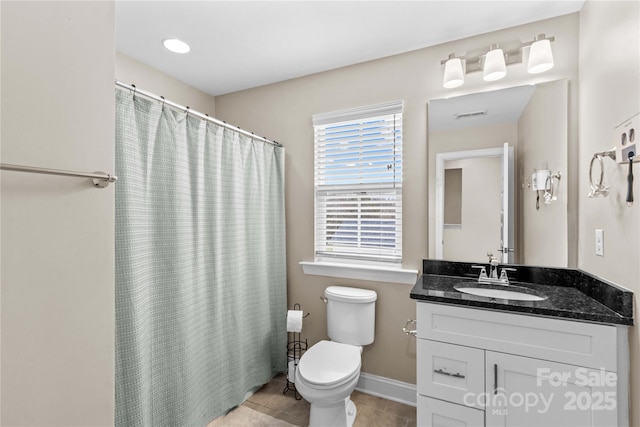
(415, 303), (629, 427)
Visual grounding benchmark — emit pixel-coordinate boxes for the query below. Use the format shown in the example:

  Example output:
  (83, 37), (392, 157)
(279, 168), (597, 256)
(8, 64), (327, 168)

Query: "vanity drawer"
(417, 395), (484, 427)
(417, 339), (484, 406)
(416, 302), (618, 371)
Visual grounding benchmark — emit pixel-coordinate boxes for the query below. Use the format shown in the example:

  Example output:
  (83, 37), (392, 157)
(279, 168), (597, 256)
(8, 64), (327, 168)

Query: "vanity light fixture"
(443, 54), (465, 88)
(162, 38), (191, 54)
(527, 34), (555, 73)
(441, 34), (555, 88)
(483, 45), (507, 81)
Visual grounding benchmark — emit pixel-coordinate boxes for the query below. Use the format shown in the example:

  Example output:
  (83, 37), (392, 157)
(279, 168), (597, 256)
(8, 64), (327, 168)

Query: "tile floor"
(211, 374), (417, 427)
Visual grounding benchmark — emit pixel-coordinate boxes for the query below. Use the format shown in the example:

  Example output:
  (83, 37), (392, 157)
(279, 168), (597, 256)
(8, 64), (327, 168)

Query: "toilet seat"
(298, 340), (361, 388)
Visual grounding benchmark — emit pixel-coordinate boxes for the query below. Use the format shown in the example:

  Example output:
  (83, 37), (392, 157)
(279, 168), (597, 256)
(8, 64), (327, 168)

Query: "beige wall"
(579, 1), (640, 425)
(1, 1), (115, 425)
(215, 13), (580, 385)
(518, 79), (568, 267)
(116, 52), (216, 115)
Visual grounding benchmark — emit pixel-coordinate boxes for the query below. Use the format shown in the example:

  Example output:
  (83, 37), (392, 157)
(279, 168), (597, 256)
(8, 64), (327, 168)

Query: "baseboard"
(355, 372), (417, 407)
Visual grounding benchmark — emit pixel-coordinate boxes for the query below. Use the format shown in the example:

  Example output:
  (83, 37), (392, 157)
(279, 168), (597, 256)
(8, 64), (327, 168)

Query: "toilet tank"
(325, 286), (377, 346)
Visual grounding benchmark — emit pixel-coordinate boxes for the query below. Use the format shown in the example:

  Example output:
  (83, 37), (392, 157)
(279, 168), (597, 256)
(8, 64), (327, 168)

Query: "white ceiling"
(116, 1), (584, 96)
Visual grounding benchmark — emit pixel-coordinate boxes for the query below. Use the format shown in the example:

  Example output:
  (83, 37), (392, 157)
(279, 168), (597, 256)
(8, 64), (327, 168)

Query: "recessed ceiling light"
(162, 38), (190, 54)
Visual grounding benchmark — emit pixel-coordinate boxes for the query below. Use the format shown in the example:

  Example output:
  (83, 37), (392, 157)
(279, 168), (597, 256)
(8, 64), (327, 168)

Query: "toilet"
(295, 286), (377, 427)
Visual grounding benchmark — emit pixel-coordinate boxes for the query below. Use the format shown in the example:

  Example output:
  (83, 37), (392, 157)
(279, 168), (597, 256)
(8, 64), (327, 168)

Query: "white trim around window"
(299, 261), (418, 285)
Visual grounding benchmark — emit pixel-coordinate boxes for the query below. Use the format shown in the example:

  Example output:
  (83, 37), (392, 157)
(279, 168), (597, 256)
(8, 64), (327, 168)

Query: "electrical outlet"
(595, 229), (604, 256)
(614, 113), (639, 164)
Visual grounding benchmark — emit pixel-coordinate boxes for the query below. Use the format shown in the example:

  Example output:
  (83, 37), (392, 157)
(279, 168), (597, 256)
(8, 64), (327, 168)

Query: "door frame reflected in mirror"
(435, 144), (515, 263)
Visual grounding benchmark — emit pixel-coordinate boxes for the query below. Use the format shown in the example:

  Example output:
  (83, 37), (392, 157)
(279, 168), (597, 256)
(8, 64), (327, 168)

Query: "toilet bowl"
(295, 340), (362, 427)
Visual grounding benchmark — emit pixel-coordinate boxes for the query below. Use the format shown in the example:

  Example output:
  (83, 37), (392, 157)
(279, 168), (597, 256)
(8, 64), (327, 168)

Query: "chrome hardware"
(499, 267), (517, 284)
(471, 265), (488, 281)
(473, 264), (517, 285)
(434, 368), (465, 379)
(489, 257), (500, 279)
(0, 163), (117, 188)
(402, 319), (417, 337)
(320, 296), (328, 303)
(497, 246), (515, 254)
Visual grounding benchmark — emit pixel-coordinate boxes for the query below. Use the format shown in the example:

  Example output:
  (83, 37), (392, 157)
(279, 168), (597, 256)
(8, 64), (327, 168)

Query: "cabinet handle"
(433, 368), (465, 379)
(494, 363), (498, 395)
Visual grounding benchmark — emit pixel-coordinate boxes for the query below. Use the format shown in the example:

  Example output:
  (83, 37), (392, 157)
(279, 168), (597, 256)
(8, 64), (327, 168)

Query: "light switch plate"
(595, 229), (604, 256)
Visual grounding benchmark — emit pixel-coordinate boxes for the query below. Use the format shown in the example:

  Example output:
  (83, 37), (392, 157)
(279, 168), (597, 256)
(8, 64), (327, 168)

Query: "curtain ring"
(160, 96), (165, 109)
(131, 84), (137, 99)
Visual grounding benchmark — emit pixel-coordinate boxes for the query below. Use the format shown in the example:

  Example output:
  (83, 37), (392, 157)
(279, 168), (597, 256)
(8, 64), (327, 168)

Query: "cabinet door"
(485, 351), (617, 427)
(417, 395), (484, 427)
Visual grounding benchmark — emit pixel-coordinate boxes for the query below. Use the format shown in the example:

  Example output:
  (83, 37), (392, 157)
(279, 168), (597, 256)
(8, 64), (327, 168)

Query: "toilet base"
(346, 398), (357, 427)
(309, 397), (357, 427)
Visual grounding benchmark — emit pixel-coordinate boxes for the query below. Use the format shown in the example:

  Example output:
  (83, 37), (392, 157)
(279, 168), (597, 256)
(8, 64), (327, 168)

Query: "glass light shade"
(162, 38), (191, 54)
(443, 57), (464, 88)
(483, 48), (506, 81)
(527, 39), (554, 73)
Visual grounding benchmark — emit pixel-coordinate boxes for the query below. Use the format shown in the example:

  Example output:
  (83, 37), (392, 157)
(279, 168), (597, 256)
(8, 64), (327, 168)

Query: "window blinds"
(313, 101), (403, 264)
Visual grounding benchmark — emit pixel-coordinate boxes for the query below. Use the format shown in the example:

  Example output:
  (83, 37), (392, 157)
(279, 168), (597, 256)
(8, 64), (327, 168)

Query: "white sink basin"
(454, 283), (548, 301)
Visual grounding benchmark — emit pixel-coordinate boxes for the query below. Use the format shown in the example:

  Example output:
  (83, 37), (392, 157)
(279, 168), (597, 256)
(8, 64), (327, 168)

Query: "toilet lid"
(298, 340), (361, 387)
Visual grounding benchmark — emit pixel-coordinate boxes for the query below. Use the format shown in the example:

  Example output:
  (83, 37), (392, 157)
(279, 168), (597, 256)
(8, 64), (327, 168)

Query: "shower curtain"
(114, 89), (287, 427)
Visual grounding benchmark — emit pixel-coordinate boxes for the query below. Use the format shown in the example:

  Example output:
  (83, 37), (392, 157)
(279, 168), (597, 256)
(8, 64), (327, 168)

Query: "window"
(313, 101), (403, 264)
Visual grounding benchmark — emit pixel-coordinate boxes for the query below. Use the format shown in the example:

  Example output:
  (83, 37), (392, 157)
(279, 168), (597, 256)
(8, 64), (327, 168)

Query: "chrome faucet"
(471, 253), (516, 285)
(488, 253), (499, 279)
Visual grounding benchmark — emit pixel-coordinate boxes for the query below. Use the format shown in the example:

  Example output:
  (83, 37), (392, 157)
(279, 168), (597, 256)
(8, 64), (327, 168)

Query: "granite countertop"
(410, 259), (634, 326)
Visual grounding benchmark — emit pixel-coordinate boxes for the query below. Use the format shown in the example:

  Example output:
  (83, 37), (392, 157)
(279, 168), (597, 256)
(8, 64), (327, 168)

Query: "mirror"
(428, 79), (569, 267)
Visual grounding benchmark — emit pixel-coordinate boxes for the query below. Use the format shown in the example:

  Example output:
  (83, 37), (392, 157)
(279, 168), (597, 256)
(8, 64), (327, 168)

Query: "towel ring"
(544, 172), (561, 204)
(589, 150), (616, 198)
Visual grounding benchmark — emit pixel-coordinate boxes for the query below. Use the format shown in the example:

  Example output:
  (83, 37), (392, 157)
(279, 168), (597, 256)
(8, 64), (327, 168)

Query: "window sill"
(299, 261), (418, 285)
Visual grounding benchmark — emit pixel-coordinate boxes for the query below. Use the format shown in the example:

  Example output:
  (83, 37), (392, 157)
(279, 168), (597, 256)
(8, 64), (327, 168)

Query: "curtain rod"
(0, 163), (117, 188)
(115, 81), (282, 148)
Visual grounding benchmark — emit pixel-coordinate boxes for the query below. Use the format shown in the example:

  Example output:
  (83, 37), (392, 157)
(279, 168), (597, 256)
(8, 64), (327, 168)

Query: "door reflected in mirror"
(428, 80), (569, 267)
(436, 144), (514, 263)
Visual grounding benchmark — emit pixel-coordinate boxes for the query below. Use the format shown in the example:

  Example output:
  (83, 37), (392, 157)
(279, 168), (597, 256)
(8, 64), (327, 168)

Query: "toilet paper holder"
(283, 303), (309, 400)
